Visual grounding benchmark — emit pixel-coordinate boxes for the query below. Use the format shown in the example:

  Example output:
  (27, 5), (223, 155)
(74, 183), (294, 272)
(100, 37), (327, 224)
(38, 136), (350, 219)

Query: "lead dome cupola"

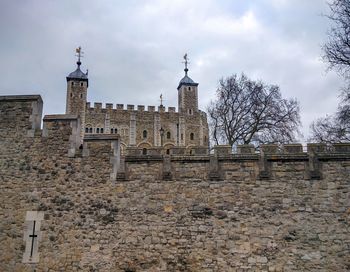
(66, 47), (88, 86)
(177, 53), (198, 90)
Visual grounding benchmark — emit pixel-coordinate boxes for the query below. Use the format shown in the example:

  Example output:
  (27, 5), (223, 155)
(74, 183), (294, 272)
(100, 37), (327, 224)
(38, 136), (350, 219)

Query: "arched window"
(96, 128), (100, 133)
(188, 87), (191, 90)
(181, 134), (183, 140)
(101, 128), (104, 134)
(80, 93), (83, 98)
(142, 148), (147, 155)
(166, 149), (170, 155)
(143, 130), (147, 139)
(80, 82), (83, 87)
(167, 131), (171, 139)
(190, 133), (194, 140)
(85, 127), (89, 133)
(89, 128), (92, 133)
(71, 82), (74, 87)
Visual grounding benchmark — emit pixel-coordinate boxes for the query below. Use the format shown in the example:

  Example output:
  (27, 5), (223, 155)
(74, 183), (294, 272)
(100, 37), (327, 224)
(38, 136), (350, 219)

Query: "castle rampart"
(1, 95), (349, 271)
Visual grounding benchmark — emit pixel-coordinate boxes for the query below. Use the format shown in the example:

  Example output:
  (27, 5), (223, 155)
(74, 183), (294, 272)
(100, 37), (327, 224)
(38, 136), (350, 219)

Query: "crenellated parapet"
(86, 102), (180, 113)
(2, 95), (350, 183)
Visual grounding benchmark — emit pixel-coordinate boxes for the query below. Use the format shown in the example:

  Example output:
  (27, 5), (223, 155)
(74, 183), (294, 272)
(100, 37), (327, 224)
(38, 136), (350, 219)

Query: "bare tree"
(323, 0), (350, 76)
(309, 0), (350, 142)
(310, 89), (350, 142)
(207, 74), (301, 147)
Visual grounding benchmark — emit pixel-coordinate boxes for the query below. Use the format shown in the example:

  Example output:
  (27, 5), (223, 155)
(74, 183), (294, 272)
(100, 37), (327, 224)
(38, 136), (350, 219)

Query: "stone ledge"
(0, 94), (42, 102)
(84, 134), (120, 141)
(43, 114), (78, 121)
(125, 155), (163, 162)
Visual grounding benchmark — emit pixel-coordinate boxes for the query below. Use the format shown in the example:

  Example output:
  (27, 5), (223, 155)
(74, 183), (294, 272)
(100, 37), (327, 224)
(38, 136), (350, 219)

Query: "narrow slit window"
(190, 133), (194, 140)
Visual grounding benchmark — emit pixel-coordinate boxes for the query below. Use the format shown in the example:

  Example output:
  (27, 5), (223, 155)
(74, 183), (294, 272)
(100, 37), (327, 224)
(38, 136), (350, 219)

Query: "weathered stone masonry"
(0, 95), (350, 271)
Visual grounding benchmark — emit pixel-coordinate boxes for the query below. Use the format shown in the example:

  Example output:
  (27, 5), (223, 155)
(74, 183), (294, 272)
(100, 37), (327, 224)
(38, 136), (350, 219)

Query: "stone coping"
(0, 94), (42, 102)
(43, 114), (78, 121)
(122, 152), (350, 162)
(84, 134), (120, 141)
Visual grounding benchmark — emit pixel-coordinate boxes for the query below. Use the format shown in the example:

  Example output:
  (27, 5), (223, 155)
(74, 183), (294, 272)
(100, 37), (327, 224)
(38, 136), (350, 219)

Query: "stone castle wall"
(0, 95), (349, 271)
(84, 102), (209, 151)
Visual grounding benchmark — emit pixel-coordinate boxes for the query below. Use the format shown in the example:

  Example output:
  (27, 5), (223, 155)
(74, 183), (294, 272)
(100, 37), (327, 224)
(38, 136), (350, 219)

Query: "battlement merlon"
(0, 95), (43, 137)
(43, 114), (81, 157)
(83, 134), (120, 182)
(85, 102), (180, 113)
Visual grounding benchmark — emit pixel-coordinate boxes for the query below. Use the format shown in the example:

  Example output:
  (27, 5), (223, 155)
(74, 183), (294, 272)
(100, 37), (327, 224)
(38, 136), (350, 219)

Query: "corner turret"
(65, 47), (88, 140)
(177, 54), (199, 115)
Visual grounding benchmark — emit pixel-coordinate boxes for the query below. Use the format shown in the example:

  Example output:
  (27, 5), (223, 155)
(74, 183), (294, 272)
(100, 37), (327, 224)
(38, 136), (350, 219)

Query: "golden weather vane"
(183, 53), (189, 75)
(75, 46), (84, 63)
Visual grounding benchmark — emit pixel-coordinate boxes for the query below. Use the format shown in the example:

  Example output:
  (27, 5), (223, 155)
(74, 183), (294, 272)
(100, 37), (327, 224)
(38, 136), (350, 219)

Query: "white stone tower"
(65, 47), (88, 139)
(177, 54), (199, 115)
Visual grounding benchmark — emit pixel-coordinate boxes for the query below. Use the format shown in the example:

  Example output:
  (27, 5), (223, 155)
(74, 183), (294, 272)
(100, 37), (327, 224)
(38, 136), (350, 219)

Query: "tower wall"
(66, 80), (87, 141)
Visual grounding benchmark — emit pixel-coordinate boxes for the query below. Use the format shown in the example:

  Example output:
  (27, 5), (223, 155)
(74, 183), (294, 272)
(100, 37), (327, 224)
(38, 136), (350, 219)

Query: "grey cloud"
(0, 0), (344, 141)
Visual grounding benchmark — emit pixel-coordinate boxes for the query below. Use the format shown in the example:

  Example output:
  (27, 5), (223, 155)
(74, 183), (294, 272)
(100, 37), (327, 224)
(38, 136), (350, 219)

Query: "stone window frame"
(143, 130), (148, 139)
(190, 133), (194, 141)
(85, 124), (92, 134)
(166, 131), (171, 139)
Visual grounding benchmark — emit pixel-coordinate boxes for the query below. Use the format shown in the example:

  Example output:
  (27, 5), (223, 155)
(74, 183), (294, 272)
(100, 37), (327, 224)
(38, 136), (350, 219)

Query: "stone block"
(261, 144), (279, 154)
(214, 145), (232, 156)
(333, 143), (350, 153)
(106, 103), (113, 109)
(171, 147), (186, 155)
(237, 144), (255, 154)
(283, 144), (303, 153)
(137, 105), (145, 111)
(192, 147), (209, 155)
(116, 104), (124, 110)
(147, 106), (155, 112)
(126, 147), (141, 156)
(94, 102), (102, 109)
(307, 143), (326, 153)
(147, 147), (162, 155)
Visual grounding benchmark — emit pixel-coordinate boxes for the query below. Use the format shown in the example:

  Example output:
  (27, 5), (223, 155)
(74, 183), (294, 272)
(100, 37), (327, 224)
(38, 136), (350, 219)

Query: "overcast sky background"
(0, 0), (343, 141)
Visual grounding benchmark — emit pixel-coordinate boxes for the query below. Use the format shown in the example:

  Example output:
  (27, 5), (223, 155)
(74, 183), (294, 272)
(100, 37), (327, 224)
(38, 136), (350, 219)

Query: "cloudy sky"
(0, 0), (343, 141)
